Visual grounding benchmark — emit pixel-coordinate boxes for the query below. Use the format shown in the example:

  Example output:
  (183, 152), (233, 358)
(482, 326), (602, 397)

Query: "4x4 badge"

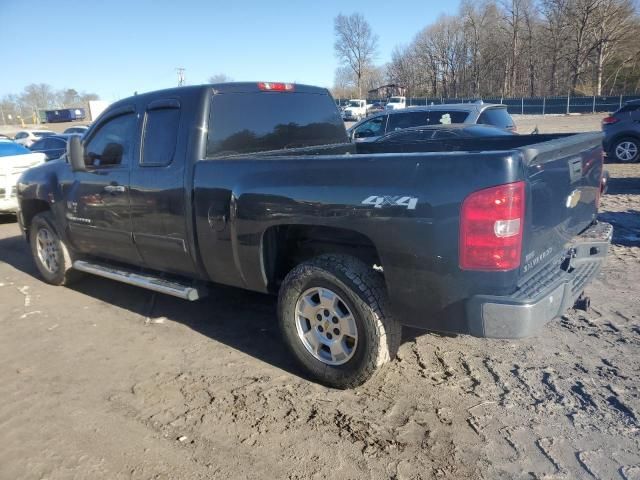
(361, 195), (418, 210)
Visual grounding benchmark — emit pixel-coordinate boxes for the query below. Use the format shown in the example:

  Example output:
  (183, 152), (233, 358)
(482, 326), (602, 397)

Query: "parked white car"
(13, 130), (56, 147)
(63, 125), (90, 135)
(385, 96), (407, 110)
(0, 140), (46, 213)
(342, 99), (368, 121)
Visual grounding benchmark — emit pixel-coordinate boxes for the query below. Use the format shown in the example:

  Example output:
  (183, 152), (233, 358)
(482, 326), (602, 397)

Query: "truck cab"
(385, 96), (406, 110)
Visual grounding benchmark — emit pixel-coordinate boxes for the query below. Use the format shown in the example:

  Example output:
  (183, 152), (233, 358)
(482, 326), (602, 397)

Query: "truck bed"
(194, 131), (605, 335)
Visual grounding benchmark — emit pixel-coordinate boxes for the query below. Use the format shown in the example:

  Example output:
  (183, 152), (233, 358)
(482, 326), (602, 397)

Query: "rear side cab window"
(477, 108), (514, 129)
(15, 132), (27, 139)
(83, 112), (137, 168)
(141, 100), (181, 166)
(354, 115), (387, 138)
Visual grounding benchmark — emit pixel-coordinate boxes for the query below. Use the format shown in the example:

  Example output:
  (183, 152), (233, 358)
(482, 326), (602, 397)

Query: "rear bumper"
(467, 222), (613, 338)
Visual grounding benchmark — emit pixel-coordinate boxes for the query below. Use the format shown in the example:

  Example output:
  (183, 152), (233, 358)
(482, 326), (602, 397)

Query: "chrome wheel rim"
(36, 226), (60, 274)
(615, 141), (638, 162)
(295, 287), (358, 366)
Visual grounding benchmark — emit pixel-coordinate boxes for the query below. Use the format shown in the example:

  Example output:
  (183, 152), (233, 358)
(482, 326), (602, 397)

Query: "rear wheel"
(612, 137), (639, 163)
(29, 212), (81, 285)
(278, 254), (401, 389)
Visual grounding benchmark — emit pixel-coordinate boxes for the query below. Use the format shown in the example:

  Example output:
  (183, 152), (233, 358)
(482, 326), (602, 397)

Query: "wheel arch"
(608, 131), (640, 149)
(20, 199), (51, 241)
(261, 224), (383, 293)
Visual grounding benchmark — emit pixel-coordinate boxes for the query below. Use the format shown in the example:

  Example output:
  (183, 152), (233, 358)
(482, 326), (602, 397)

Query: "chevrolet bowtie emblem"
(566, 189), (581, 208)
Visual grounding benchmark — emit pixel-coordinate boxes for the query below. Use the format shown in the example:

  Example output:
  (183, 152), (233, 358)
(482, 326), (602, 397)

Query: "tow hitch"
(574, 295), (591, 312)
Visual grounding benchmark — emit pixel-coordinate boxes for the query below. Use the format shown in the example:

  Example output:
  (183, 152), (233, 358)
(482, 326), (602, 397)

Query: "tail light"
(602, 116), (619, 125)
(460, 181), (525, 271)
(258, 82), (295, 92)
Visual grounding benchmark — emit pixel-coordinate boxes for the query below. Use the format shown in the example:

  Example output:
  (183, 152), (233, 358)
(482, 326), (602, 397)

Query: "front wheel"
(278, 254), (401, 389)
(29, 212), (80, 285)
(611, 137), (639, 163)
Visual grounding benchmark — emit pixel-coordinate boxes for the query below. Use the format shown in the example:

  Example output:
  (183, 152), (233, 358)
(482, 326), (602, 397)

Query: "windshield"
(347, 101), (362, 107)
(0, 142), (31, 157)
(389, 97), (403, 103)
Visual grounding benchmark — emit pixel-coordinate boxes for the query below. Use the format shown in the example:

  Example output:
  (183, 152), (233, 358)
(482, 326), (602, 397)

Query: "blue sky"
(0, 0), (461, 102)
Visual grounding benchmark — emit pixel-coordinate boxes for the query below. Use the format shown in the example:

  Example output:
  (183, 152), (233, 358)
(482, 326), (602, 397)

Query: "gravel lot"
(1, 116), (639, 479)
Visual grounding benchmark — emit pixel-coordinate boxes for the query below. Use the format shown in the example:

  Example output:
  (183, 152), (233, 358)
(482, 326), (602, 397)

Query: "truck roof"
(109, 83), (330, 109)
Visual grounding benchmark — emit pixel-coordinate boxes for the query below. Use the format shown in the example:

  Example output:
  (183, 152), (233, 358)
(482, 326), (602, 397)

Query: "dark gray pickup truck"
(17, 82), (612, 388)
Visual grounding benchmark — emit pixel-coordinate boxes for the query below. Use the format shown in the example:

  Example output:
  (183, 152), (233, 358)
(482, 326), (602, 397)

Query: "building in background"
(368, 84), (406, 99)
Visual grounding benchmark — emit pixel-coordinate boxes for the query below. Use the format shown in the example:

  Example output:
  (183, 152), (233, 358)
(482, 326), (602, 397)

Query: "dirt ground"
(1, 118), (639, 479)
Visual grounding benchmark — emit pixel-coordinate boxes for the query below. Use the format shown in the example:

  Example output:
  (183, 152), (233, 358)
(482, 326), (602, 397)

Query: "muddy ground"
(1, 127), (639, 479)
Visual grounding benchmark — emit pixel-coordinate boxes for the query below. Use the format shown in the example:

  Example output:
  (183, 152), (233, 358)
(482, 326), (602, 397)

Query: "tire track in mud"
(109, 370), (472, 477)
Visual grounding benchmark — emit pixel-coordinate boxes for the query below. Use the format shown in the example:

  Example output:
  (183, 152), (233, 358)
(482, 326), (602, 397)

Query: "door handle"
(103, 185), (126, 193)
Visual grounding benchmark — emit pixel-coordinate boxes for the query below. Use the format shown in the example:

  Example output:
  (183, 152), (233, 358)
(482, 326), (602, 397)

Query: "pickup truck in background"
(385, 96), (406, 110)
(17, 82), (611, 388)
(342, 99), (368, 121)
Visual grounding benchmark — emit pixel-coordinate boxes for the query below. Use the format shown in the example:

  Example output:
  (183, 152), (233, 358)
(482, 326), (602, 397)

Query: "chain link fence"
(337, 94), (640, 115)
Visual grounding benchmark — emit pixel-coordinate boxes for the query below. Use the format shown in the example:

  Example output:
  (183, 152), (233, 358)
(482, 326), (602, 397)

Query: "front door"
(65, 108), (142, 265)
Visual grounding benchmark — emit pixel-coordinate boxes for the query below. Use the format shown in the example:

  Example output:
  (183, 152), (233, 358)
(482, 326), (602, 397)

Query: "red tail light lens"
(258, 82), (295, 92)
(460, 181), (526, 271)
(602, 116), (618, 125)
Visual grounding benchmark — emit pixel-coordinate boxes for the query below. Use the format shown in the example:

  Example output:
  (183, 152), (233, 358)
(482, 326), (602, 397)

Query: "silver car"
(346, 102), (515, 143)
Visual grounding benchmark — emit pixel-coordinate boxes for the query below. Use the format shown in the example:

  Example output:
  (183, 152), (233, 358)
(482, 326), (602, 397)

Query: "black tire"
(278, 254), (401, 389)
(611, 137), (639, 163)
(29, 211), (81, 286)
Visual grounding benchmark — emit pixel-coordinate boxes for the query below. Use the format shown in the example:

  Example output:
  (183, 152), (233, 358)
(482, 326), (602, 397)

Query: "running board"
(72, 260), (207, 301)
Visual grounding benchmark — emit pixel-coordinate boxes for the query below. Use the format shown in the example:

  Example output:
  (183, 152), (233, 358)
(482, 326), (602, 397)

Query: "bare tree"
(208, 73), (233, 83)
(21, 83), (58, 112)
(332, 66), (357, 99)
(591, 0), (636, 95)
(337, 0), (640, 98)
(334, 13), (379, 97)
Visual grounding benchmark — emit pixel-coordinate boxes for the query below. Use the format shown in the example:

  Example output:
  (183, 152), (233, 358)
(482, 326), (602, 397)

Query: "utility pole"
(176, 67), (186, 87)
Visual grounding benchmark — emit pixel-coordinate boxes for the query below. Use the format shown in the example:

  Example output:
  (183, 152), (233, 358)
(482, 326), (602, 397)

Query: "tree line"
(333, 0), (640, 100)
(1, 84), (100, 123)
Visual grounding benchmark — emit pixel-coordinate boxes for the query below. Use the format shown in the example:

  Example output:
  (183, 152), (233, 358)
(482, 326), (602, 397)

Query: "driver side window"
(84, 112), (136, 168)
(354, 115), (386, 139)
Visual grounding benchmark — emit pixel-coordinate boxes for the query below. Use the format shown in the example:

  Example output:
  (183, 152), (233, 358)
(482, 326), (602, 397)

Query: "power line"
(176, 67), (186, 87)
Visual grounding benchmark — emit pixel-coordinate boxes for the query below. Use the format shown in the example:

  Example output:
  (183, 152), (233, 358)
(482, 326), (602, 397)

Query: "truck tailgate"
(519, 132), (604, 280)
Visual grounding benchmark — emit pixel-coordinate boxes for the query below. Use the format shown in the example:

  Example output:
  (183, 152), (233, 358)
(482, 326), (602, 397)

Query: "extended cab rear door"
(129, 97), (197, 276)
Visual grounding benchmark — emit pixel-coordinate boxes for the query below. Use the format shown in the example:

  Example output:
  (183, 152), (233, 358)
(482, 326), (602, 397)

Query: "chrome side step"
(72, 260), (207, 301)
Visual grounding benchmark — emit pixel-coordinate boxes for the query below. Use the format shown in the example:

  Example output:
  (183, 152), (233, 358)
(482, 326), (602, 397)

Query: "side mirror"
(67, 135), (86, 172)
